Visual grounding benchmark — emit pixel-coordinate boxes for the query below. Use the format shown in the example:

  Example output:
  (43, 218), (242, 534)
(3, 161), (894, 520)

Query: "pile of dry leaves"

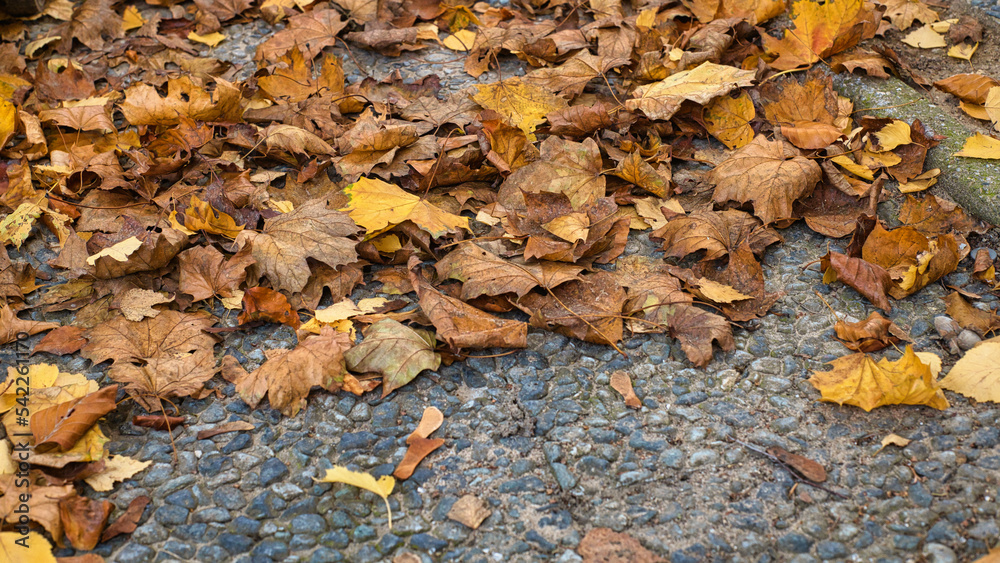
(1, 0), (1000, 556)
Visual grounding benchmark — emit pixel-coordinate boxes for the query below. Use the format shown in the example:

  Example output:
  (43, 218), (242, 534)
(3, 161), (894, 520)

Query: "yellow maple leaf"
(183, 195), (245, 238)
(316, 466), (396, 527)
(764, 0), (878, 71)
(442, 29), (476, 51)
(188, 31), (226, 47)
(122, 5), (146, 31)
(939, 340), (1000, 403)
(626, 62), (755, 121)
(0, 531), (56, 563)
(472, 78), (567, 140)
(703, 90), (755, 149)
(0, 202), (43, 249)
(809, 346), (949, 411)
(341, 177), (470, 239)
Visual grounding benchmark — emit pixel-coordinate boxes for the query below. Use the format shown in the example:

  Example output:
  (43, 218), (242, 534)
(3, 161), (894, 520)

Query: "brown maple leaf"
(434, 242), (584, 300)
(651, 209), (783, 262)
(82, 310), (216, 366)
(517, 271), (625, 346)
(177, 245), (255, 302)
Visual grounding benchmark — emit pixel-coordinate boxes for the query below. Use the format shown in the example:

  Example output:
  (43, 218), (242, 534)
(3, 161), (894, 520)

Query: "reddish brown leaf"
(610, 371), (641, 409)
(238, 286), (301, 329)
(821, 251), (894, 311)
(835, 311), (909, 352)
(1, 304), (60, 346)
(32, 326), (87, 356)
(100, 495), (151, 542)
(32, 385), (118, 454)
(132, 414), (187, 431)
(393, 437), (445, 479)
(766, 446), (827, 482)
(58, 492), (113, 551)
(196, 421), (255, 440)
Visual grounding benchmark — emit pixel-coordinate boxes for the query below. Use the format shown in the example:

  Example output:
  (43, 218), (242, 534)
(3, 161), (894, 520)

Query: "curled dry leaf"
(610, 371), (641, 409)
(132, 414), (186, 431)
(447, 494), (492, 530)
(393, 437), (445, 480)
(196, 420), (255, 440)
(766, 446), (827, 482)
(809, 346), (949, 411)
(435, 243), (583, 300)
(100, 495), (150, 542)
(31, 385), (118, 453)
(1, 303), (60, 346)
(32, 325), (86, 356)
(835, 311), (910, 352)
(821, 251), (894, 312)
(944, 292), (1000, 337)
(58, 493), (112, 551)
(238, 286), (301, 329)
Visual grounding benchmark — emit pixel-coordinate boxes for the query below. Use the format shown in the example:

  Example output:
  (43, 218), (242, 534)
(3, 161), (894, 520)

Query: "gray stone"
(260, 458), (289, 486)
(922, 543), (958, 563)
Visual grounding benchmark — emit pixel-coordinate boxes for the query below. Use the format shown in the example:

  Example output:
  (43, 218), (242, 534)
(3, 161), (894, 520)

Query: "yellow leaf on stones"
(703, 91), (755, 149)
(542, 212), (590, 243)
(948, 42), (978, 60)
(183, 195), (245, 238)
(955, 133), (1000, 159)
(984, 87), (1000, 128)
(831, 155), (874, 180)
(872, 120), (911, 151)
(939, 341), (1000, 403)
(0, 100), (14, 149)
(85, 236), (143, 266)
(315, 299), (362, 323)
(84, 455), (152, 492)
(0, 364), (59, 414)
(901, 24), (947, 48)
(341, 177), (470, 239)
(442, 29), (476, 51)
(877, 433), (911, 453)
(122, 5), (145, 31)
(808, 346), (949, 411)
(0, 202), (43, 249)
(317, 466), (396, 527)
(0, 531), (56, 563)
(472, 78), (567, 140)
(692, 279), (752, 303)
(188, 31), (226, 47)
(626, 62), (755, 121)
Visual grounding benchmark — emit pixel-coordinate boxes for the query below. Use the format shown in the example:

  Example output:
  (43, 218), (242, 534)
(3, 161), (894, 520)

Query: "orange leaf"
(32, 385), (118, 453)
(238, 286), (301, 329)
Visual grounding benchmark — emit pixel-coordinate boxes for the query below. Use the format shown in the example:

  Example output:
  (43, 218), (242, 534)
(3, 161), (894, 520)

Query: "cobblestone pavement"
(6, 6), (1000, 563)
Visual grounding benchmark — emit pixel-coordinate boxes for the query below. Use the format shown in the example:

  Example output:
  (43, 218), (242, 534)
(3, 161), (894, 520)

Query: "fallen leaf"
(879, 433), (911, 451)
(764, 0), (878, 70)
(120, 77), (244, 126)
(85, 236), (142, 266)
(435, 243), (583, 299)
(177, 245), (255, 302)
(766, 446), (827, 482)
(58, 493), (112, 551)
(1, 304), (60, 346)
(0, 531), (56, 563)
(862, 224), (960, 299)
(577, 528), (665, 563)
(881, 0), (938, 31)
(118, 289), (172, 322)
(196, 421), (255, 440)
(236, 328), (352, 416)
(345, 319), (441, 397)
(944, 292), (1000, 337)
(32, 385), (118, 453)
(934, 74), (999, 104)
(709, 136), (822, 225)
(972, 248), (996, 283)
(610, 371), (641, 409)
(238, 286), (301, 329)
(472, 77), (567, 140)
(236, 199), (360, 294)
(626, 62), (755, 121)
(254, 9), (348, 60)
(393, 437), (445, 479)
(341, 177), (469, 240)
(132, 414), (186, 431)
(703, 91), (755, 149)
(100, 495), (150, 542)
(652, 209), (781, 262)
(948, 42), (978, 61)
(0, 202), (43, 249)
(82, 310), (216, 366)
(447, 495), (491, 530)
(317, 466), (395, 527)
(939, 340), (1000, 403)
(809, 346), (949, 411)
(32, 326), (86, 356)
(955, 133), (1000, 159)
(835, 311), (909, 352)
(613, 152), (670, 198)
(500, 136), (607, 210)
(408, 407), (444, 443)
(821, 251), (894, 311)
(517, 271), (625, 346)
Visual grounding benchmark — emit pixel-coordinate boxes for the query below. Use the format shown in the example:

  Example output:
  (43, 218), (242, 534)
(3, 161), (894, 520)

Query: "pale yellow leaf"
(897, 168), (939, 193)
(83, 455), (153, 492)
(985, 86), (1000, 128)
(542, 212), (589, 243)
(901, 25), (946, 48)
(315, 299), (363, 323)
(341, 177), (470, 239)
(188, 31), (227, 47)
(939, 341), (1000, 403)
(831, 155), (874, 180)
(0, 531), (56, 563)
(955, 133), (1000, 159)
(878, 433), (911, 452)
(872, 120), (911, 151)
(442, 29), (476, 51)
(86, 236), (143, 266)
(626, 62), (755, 121)
(316, 466), (395, 527)
(0, 202), (43, 249)
(0, 442), (14, 474)
(960, 101), (989, 120)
